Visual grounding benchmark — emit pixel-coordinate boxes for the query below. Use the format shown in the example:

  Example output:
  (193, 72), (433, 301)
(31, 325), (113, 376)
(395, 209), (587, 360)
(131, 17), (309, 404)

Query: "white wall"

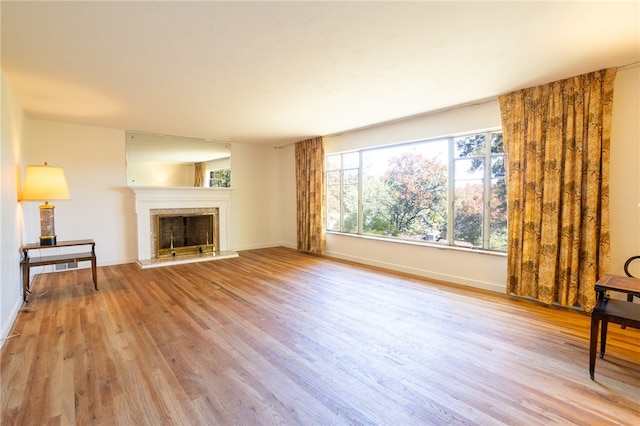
(229, 142), (285, 250)
(278, 144), (297, 247)
(22, 120), (137, 266)
(208, 157), (231, 171)
(1, 69), (26, 346)
(324, 100), (501, 154)
(610, 65), (640, 276)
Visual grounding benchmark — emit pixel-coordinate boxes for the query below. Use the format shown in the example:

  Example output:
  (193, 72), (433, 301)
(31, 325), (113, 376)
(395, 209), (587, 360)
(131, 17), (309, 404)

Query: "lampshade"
(21, 163), (71, 201)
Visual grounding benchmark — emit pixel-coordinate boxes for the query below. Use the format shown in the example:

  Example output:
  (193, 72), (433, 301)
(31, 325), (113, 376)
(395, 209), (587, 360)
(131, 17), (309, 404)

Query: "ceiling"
(2, 1), (639, 147)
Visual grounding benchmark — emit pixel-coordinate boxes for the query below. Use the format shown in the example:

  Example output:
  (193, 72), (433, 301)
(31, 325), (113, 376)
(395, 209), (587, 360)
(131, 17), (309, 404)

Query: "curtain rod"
(619, 60), (640, 70)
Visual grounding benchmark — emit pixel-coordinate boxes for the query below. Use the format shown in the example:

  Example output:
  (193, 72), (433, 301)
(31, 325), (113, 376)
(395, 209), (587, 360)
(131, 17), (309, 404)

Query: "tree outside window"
(362, 141), (448, 242)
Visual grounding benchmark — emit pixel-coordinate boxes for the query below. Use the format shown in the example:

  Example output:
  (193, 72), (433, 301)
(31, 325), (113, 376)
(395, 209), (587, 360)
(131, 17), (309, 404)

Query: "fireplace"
(130, 187), (237, 268)
(155, 210), (218, 258)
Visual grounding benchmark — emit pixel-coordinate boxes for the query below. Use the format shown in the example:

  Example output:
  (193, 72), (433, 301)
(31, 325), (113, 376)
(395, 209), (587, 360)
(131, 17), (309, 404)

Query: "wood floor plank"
(2, 247), (639, 425)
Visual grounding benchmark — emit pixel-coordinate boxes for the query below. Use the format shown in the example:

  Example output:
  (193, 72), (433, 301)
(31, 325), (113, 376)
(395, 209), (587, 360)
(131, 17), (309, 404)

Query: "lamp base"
(38, 202), (57, 246)
(39, 235), (57, 246)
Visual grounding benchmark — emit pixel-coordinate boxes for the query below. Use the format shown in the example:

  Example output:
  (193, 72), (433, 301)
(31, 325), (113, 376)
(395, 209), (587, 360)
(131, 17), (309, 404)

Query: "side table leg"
(599, 319), (609, 359)
(589, 312), (600, 380)
(91, 244), (98, 291)
(22, 263), (29, 302)
(91, 255), (98, 290)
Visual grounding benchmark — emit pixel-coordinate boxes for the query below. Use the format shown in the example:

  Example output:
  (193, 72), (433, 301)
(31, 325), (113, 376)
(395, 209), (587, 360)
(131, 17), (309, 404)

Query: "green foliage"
(454, 183), (484, 247)
(363, 175), (394, 234)
(363, 150), (447, 239)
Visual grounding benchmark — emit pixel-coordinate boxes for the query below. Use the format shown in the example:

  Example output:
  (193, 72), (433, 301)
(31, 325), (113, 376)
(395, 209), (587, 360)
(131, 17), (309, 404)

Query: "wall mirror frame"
(126, 131), (231, 188)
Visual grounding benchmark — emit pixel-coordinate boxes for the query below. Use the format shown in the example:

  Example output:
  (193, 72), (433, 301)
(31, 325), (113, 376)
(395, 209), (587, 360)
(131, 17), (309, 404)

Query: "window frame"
(326, 128), (505, 253)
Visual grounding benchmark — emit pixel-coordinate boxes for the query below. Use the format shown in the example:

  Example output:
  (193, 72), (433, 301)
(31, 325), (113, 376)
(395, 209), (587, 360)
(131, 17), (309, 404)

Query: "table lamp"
(20, 162), (71, 245)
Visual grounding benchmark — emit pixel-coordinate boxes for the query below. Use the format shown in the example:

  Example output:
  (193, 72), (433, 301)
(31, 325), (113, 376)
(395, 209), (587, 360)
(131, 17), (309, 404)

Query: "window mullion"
(447, 137), (455, 246)
(340, 156), (346, 232)
(483, 132), (492, 249)
(358, 151), (363, 235)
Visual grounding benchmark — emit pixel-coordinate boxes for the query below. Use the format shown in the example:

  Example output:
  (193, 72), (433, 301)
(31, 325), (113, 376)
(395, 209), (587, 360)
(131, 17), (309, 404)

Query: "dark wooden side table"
(589, 274), (640, 379)
(20, 239), (98, 302)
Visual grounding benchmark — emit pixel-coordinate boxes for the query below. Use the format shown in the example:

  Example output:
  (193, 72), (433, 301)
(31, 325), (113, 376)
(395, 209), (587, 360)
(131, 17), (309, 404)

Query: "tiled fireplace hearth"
(130, 187), (238, 268)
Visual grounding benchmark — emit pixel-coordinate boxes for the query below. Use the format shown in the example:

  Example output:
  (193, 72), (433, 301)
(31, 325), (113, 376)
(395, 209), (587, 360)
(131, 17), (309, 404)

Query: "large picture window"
(326, 130), (506, 252)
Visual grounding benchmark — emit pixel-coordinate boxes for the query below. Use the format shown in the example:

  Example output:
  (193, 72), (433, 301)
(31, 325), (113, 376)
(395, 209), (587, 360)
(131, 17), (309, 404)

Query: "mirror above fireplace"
(126, 131), (231, 187)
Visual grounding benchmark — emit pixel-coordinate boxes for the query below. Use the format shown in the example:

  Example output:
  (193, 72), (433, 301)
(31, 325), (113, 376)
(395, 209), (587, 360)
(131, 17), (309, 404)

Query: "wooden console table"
(20, 239), (98, 302)
(589, 274), (640, 379)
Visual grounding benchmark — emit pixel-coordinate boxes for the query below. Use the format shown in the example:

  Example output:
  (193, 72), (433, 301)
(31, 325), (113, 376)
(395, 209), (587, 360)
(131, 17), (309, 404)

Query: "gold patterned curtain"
(194, 162), (205, 187)
(295, 137), (326, 255)
(499, 68), (616, 312)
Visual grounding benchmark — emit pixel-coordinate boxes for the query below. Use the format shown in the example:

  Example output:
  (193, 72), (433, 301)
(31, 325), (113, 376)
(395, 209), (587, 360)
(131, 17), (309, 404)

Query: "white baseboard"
(232, 242), (296, 252)
(0, 296), (22, 350)
(325, 250), (506, 294)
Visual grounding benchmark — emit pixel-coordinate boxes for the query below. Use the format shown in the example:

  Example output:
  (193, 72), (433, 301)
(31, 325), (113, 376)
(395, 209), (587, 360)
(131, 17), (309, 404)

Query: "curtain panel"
(194, 162), (205, 187)
(499, 68), (616, 312)
(295, 137), (326, 255)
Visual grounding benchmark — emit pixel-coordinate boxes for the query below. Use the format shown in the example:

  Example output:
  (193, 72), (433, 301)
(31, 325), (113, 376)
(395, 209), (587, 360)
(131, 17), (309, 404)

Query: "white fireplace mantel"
(130, 187), (232, 263)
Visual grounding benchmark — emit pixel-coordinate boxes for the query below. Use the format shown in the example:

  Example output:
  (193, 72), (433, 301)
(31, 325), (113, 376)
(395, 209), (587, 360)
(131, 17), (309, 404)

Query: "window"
(453, 132), (506, 250)
(326, 152), (359, 233)
(326, 130), (506, 252)
(208, 169), (231, 188)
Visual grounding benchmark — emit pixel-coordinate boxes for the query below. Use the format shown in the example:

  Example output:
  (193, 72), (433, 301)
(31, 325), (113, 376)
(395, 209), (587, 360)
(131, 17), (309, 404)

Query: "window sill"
(326, 231), (507, 258)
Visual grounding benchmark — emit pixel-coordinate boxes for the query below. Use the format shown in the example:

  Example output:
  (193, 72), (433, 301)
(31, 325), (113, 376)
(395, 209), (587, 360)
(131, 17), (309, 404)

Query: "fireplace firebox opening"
(156, 212), (219, 258)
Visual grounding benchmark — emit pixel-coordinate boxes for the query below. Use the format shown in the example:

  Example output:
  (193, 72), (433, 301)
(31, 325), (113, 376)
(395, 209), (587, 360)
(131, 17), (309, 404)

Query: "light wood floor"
(2, 247), (639, 425)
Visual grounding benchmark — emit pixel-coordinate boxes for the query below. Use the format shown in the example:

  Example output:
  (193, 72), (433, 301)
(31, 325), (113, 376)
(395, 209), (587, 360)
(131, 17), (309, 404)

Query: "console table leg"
(22, 264), (30, 302)
(91, 257), (98, 290)
(589, 312), (600, 380)
(599, 319), (609, 359)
